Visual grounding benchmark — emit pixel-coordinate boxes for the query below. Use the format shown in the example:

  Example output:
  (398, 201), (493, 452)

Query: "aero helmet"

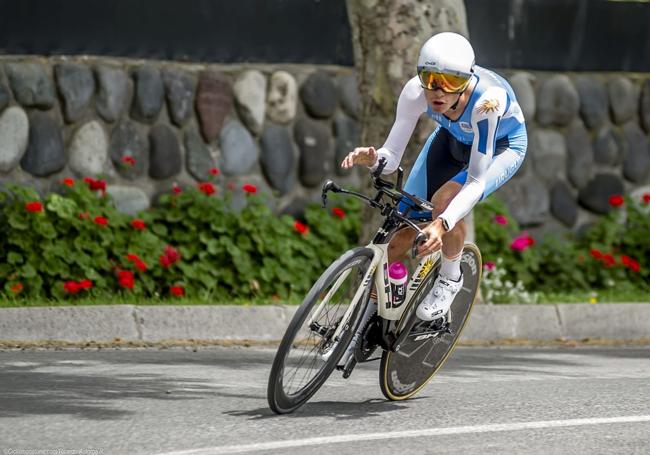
(417, 32), (475, 93)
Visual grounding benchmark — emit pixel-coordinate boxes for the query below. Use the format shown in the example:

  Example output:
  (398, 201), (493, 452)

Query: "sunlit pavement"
(1, 346), (649, 454)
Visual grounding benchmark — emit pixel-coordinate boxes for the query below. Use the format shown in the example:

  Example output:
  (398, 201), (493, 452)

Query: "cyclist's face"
(423, 87), (459, 113)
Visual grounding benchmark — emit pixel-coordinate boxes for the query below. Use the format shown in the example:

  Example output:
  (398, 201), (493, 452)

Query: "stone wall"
(495, 71), (650, 239)
(0, 56), (361, 217)
(0, 56), (648, 239)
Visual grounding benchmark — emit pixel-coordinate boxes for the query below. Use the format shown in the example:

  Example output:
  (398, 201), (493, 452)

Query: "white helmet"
(417, 32), (475, 77)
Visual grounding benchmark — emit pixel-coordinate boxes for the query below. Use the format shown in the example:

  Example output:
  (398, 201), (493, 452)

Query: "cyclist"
(341, 32), (527, 322)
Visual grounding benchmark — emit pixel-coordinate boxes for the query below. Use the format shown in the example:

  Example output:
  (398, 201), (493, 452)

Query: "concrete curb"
(0, 304), (648, 344)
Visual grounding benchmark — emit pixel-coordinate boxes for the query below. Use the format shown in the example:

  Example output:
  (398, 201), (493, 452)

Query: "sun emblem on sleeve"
(476, 99), (500, 114)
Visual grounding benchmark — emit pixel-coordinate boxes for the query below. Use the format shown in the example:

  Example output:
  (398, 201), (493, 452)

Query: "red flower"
(85, 178), (106, 193)
(78, 280), (93, 290)
(25, 201), (43, 213)
(294, 220), (309, 235)
(590, 249), (603, 260)
(10, 282), (23, 293)
(494, 214), (508, 225)
(621, 255), (632, 266)
(122, 156), (136, 167)
(510, 232), (535, 252)
(609, 195), (624, 207)
(131, 219), (146, 230)
(61, 178), (75, 187)
(209, 168), (220, 176)
(628, 259), (640, 273)
(643, 193), (650, 204)
(483, 261), (496, 272)
(159, 245), (181, 268)
(172, 183), (183, 194)
(94, 216), (108, 226)
(64, 281), (81, 294)
(602, 254), (617, 268)
(118, 270), (135, 289)
(170, 286), (185, 297)
(242, 183), (257, 194)
(126, 253), (148, 272)
(332, 207), (346, 219)
(198, 182), (216, 196)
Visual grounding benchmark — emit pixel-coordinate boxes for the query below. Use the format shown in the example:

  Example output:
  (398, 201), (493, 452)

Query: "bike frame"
(310, 220), (440, 352)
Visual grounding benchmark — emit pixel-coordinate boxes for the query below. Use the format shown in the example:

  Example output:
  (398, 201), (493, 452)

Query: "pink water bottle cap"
(388, 261), (407, 279)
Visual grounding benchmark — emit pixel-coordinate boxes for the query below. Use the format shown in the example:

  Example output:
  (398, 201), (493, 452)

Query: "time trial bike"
(267, 158), (482, 414)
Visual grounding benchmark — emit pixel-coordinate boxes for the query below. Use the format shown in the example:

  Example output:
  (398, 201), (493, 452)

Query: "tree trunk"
(345, 0), (469, 242)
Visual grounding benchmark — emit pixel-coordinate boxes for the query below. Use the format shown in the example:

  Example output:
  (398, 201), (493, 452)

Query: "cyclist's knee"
(388, 228), (415, 262)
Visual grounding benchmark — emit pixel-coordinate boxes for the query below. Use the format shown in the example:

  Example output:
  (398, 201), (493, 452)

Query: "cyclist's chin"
(429, 101), (448, 113)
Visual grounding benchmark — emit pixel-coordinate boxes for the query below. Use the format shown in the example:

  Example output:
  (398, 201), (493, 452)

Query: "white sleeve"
(439, 87), (508, 230)
(369, 76), (427, 174)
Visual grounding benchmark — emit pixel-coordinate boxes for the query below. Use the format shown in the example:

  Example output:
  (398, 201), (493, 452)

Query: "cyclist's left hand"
(417, 219), (446, 257)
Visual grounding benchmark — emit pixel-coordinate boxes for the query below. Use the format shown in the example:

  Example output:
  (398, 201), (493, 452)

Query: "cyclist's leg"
(389, 127), (467, 263)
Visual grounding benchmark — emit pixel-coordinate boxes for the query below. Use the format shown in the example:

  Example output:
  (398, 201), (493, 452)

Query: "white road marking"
(158, 415), (650, 455)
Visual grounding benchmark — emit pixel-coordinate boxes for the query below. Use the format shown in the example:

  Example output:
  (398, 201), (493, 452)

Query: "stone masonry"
(0, 57), (648, 237)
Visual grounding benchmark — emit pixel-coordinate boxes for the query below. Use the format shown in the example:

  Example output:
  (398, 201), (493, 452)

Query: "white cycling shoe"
(416, 273), (463, 321)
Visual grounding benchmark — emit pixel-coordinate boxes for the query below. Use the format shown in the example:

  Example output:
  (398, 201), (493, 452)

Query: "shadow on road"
(225, 397), (415, 420)
(0, 363), (219, 421)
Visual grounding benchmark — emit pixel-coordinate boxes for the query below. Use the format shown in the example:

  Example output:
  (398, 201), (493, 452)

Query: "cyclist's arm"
(369, 76), (427, 174)
(438, 87), (508, 230)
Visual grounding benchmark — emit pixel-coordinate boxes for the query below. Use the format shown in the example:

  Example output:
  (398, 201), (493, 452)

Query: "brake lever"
(411, 232), (428, 259)
(321, 179), (341, 208)
(372, 157), (387, 178)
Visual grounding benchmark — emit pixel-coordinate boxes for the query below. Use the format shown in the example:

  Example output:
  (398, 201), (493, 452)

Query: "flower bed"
(476, 193), (650, 303)
(0, 172), (361, 301)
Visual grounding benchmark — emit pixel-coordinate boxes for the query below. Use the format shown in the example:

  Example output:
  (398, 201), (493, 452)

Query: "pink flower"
(494, 215), (508, 225)
(510, 232), (535, 252)
(483, 261), (496, 272)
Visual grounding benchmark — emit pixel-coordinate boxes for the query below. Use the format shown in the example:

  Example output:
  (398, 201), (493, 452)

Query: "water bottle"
(388, 261), (408, 308)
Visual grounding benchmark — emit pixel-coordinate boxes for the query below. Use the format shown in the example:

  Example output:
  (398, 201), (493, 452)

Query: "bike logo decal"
(413, 332), (440, 342)
(382, 262), (391, 309)
(462, 252), (477, 275)
(417, 258), (434, 280)
(390, 370), (417, 393)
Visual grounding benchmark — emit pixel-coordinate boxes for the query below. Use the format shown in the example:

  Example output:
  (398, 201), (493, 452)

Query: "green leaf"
(46, 194), (79, 219)
(8, 252), (23, 264)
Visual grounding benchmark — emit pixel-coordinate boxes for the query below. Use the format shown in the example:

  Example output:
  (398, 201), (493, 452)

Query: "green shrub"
(475, 192), (650, 302)
(0, 178), (361, 301)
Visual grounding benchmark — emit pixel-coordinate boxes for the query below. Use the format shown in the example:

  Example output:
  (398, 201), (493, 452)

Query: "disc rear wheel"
(380, 243), (482, 401)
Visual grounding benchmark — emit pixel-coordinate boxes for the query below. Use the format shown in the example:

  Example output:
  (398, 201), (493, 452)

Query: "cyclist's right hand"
(340, 146), (378, 169)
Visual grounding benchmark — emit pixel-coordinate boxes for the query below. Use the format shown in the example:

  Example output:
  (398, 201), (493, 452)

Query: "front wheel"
(267, 247), (374, 414)
(379, 243), (482, 401)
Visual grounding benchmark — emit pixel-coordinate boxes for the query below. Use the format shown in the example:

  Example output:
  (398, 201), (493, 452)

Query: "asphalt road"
(1, 346), (649, 455)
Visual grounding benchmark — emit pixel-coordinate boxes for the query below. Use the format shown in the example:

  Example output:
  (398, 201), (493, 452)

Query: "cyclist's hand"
(417, 219), (446, 257)
(341, 146), (378, 169)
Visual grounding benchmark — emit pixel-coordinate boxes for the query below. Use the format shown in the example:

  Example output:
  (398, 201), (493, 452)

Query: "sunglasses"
(417, 68), (471, 94)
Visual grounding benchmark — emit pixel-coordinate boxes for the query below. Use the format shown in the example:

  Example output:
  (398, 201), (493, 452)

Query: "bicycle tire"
(267, 247), (374, 414)
(379, 243), (482, 401)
